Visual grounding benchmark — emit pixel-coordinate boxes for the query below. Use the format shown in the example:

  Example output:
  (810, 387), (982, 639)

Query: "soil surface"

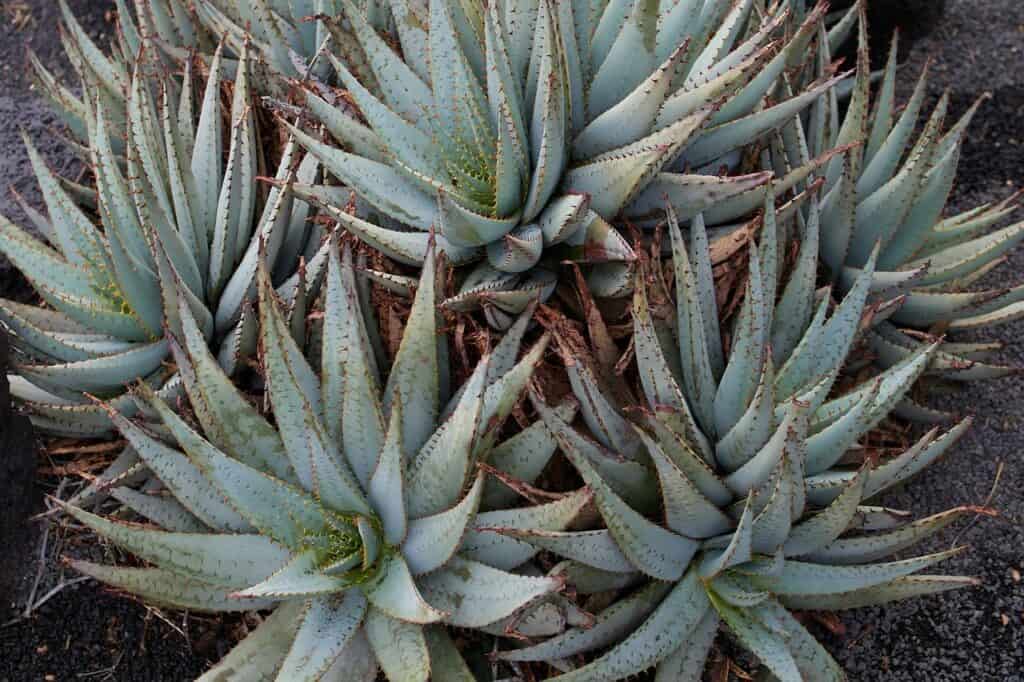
(0, 0), (1022, 681)
(0, 333), (37, 627)
(824, 2), (1024, 680)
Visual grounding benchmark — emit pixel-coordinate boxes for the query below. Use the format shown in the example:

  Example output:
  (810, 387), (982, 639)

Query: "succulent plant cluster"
(0, 0), (1016, 680)
(494, 200), (978, 679)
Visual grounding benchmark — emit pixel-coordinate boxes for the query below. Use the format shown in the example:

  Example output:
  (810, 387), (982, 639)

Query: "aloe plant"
(271, 0), (852, 328)
(490, 198), (981, 680)
(62, 241), (594, 680)
(1, 45), (324, 436)
(34, 0), (857, 332)
(788, 8), (1024, 387)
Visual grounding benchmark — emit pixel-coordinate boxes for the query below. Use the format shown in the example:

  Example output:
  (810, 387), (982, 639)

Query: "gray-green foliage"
(31, 0), (333, 136)
(792, 8), (1024, 387)
(2, 43), (325, 436)
(6, 1), (1004, 680)
(281, 0), (848, 327)
(493, 198), (979, 680)
(67, 242), (589, 681)
(33, 0), (437, 146)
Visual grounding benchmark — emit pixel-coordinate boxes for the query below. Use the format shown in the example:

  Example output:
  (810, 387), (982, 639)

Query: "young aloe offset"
(1, 45), (324, 436)
(63, 240), (597, 681)
(284, 0), (846, 327)
(793, 8), (1024, 386)
(491, 200), (981, 680)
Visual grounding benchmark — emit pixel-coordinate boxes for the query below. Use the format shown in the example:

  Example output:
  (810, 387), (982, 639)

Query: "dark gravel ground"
(0, 0), (1021, 681)
(826, 1), (1024, 680)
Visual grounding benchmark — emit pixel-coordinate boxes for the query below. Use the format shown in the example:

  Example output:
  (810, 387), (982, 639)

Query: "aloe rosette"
(277, 0), (852, 328)
(61, 240), (601, 680)
(490, 199), (981, 680)
(788, 11), (1024, 387)
(0, 45), (325, 436)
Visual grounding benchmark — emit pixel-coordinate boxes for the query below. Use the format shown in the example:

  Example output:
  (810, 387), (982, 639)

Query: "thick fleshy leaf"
(340, 0), (433, 125)
(550, 569), (710, 682)
(423, 626), (475, 681)
(519, 0), (567, 222)
(864, 419), (972, 499)
(463, 488), (592, 570)
(699, 493), (754, 579)
(565, 108), (713, 219)
(779, 576), (980, 611)
(108, 407), (251, 533)
(747, 549), (964, 596)
(368, 399), (407, 546)
(805, 507), (977, 565)
(495, 528), (635, 574)
(384, 246), (439, 456)
(403, 473), (484, 575)
(72, 561), (273, 612)
(288, 123), (439, 229)
(17, 341), (168, 394)
(172, 299), (294, 482)
(574, 41), (686, 159)
(417, 556), (562, 628)
(653, 609), (720, 682)
(235, 551), (351, 599)
(323, 242), (385, 484)
(278, 591), (368, 681)
(22, 133), (108, 273)
(483, 400), (577, 509)
(0, 216), (148, 342)
(637, 427), (732, 538)
(565, 353), (640, 458)
(61, 503), (287, 587)
(683, 74), (846, 167)
(668, 210), (720, 434)
(627, 171), (772, 222)
(714, 242), (767, 437)
(405, 355), (487, 518)
(362, 553), (446, 624)
(633, 276), (711, 458)
(784, 469), (867, 557)
(363, 606), (429, 682)
(535, 393), (657, 511)
(215, 143), (299, 334)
